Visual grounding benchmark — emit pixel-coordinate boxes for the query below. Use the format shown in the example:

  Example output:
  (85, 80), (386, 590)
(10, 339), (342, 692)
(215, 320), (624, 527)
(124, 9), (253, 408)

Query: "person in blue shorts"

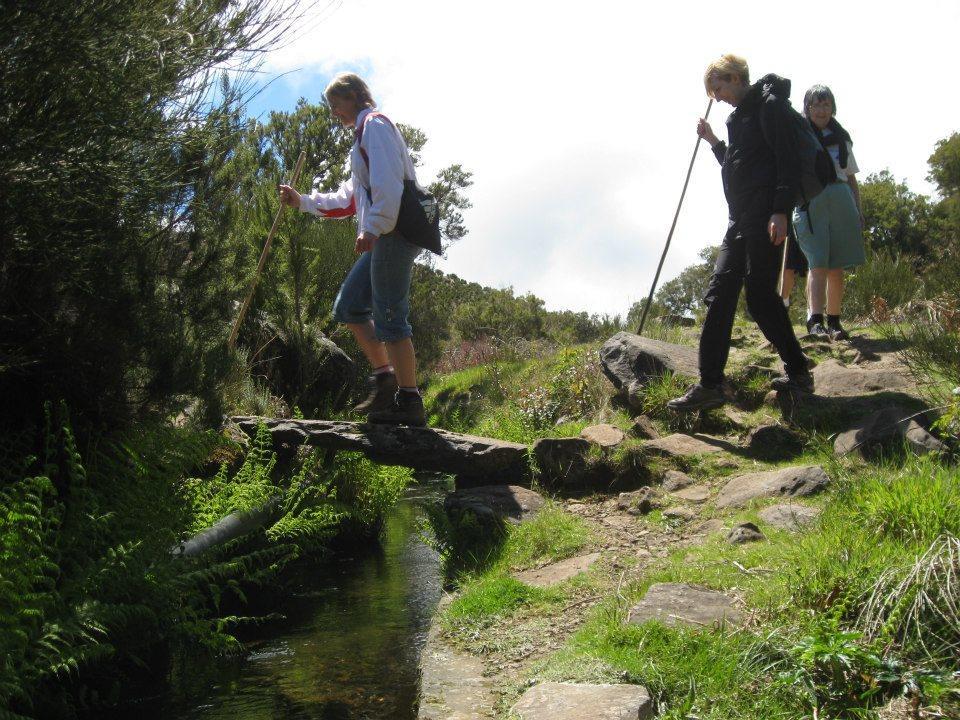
(793, 85), (866, 340)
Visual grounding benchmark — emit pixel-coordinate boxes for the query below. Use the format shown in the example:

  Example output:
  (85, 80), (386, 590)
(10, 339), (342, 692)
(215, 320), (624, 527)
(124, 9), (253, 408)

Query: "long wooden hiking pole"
(635, 99), (713, 336)
(228, 151), (307, 349)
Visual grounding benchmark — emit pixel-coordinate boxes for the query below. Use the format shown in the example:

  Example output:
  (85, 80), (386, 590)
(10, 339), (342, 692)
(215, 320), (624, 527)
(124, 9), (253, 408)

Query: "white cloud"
(261, 0), (960, 315)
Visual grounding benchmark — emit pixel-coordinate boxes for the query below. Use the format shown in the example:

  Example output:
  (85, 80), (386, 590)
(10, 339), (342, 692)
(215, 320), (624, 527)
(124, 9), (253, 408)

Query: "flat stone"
(759, 504), (821, 531)
(690, 518), (726, 535)
(670, 485), (711, 503)
(617, 487), (660, 515)
(418, 623), (497, 719)
(722, 406), (751, 428)
(812, 358), (914, 397)
(627, 582), (742, 628)
(581, 423), (626, 448)
(834, 406), (946, 457)
(662, 469), (695, 491)
(644, 434), (730, 458)
(514, 553), (601, 588)
(716, 465), (830, 509)
(444, 485), (544, 525)
(511, 682), (653, 720)
(727, 522), (765, 544)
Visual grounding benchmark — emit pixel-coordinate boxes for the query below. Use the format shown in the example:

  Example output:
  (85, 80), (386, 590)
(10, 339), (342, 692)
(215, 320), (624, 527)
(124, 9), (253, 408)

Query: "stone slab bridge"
(231, 416), (532, 485)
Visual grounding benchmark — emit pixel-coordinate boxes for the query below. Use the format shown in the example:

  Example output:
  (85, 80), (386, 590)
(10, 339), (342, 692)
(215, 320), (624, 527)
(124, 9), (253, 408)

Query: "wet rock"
(511, 682), (653, 720)
(834, 406), (946, 457)
(617, 487), (659, 515)
(630, 415), (661, 440)
(716, 465), (830, 509)
(727, 522), (765, 544)
(514, 553), (601, 588)
(418, 622), (497, 719)
(758, 504), (821, 531)
(670, 485), (711, 503)
(644, 433), (730, 458)
(662, 470), (695, 491)
(444, 485), (544, 525)
(599, 332), (700, 404)
(627, 582), (742, 628)
(580, 423), (626, 448)
(743, 423), (806, 459)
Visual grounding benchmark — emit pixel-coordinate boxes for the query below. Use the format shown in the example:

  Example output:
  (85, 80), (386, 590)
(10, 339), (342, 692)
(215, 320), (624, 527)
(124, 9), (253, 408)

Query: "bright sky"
(250, 0), (960, 317)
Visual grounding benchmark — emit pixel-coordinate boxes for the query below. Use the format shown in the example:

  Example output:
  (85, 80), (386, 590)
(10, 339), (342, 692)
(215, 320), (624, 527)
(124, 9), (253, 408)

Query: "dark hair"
(803, 85), (836, 117)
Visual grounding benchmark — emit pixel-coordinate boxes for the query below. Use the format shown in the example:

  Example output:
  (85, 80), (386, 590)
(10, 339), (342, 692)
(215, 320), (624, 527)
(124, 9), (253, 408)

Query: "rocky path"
(416, 328), (949, 719)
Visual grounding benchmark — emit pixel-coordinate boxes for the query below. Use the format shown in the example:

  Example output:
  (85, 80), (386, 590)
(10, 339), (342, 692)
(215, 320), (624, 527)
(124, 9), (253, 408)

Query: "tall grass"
(844, 249), (920, 320)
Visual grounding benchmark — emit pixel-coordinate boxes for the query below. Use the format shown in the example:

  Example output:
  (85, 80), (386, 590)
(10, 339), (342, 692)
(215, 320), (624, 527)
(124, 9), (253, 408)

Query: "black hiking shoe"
(666, 383), (726, 412)
(353, 372), (398, 414)
(770, 369), (814, 394)
(826, 317), (849, 341)
(367, 390), (427, 427)
(806, 316), (830, 339)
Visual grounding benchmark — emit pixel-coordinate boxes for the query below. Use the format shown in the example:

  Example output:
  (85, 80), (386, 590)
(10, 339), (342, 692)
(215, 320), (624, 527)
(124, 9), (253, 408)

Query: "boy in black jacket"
(669, 54), (813, 412)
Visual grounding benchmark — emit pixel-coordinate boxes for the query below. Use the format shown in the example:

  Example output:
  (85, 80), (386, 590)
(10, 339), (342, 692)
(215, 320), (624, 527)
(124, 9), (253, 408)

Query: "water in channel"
(147, 483), (444, 720)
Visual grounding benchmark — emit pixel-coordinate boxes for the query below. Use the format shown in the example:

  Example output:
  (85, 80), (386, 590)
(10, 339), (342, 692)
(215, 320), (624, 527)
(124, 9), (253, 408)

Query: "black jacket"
(710, 74), (801, 216)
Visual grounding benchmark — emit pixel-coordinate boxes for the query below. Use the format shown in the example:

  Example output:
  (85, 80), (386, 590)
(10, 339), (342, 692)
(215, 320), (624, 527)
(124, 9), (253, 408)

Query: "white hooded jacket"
(298, 107), (419, 237)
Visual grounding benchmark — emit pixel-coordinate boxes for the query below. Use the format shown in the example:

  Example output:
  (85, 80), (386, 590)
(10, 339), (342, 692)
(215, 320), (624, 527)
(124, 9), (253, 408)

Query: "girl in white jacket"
(280, 73), (426, 426)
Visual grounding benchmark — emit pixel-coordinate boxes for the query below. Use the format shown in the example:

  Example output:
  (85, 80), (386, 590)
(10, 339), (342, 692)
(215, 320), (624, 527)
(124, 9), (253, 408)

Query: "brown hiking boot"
(367, 390), (427, 427)
(353, 372), (398, 414)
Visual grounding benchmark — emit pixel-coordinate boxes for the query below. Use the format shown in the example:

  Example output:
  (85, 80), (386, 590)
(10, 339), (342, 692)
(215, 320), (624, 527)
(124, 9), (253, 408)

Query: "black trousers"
(699, 193), (807, 386)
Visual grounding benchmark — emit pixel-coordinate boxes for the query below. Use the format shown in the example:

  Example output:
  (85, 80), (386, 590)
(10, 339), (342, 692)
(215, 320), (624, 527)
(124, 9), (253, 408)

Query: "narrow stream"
(145, 482), (444, 720)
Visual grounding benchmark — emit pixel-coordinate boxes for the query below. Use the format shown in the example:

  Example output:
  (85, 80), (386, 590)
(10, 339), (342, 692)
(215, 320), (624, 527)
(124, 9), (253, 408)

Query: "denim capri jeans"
(793, 182), (865, 270)
(332, 231), (422, 342)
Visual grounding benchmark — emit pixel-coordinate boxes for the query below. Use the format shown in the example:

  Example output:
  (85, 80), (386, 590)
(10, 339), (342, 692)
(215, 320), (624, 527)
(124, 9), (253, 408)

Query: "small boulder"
(533, 437), (590, 488)
(743, 423), (806, 459)
(511, 682), (653, 720)
(727, 522), (765, 544)
(581, 423), (626, 448)
(758, 504), (821, 531)
(663, 507), (697, 522)
(834, 406), (945, 458)
(662, 470), (695, 491)
(599, 332), (699, 400)
(716, 465), (830, 509)
(630, 414), (660, 440)
(617, 487), (660, 515)
(444, 485), (544, 525)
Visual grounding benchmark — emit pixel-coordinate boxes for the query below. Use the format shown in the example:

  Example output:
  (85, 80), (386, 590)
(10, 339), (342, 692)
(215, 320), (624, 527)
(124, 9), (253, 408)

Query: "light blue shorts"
(332, 231), (422, 342)
(793, 182), (865, 270)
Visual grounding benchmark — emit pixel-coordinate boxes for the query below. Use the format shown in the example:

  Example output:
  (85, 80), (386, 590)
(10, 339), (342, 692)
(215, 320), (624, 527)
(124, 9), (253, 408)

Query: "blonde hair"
(324, 72), (375, 108)
(703, 54), (750, 97)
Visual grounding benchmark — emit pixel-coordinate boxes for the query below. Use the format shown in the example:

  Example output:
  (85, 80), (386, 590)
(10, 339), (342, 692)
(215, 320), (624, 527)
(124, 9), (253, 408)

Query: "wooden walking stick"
(228, 150), (307, 349)
(636, 99), (713, 336)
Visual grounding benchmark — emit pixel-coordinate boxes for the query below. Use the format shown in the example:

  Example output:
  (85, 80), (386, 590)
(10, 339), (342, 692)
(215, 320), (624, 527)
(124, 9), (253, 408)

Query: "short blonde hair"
(703, 54), (750, 97)
(324, 72), (375, 108)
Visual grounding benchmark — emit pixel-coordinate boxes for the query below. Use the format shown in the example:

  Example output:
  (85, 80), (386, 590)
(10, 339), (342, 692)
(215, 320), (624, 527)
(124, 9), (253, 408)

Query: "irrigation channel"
(136, 480), (445, 720)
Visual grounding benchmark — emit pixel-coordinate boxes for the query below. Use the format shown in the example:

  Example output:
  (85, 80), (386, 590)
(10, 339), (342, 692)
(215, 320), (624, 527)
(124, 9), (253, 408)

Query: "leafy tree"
(859, 170), (932, 257)
(927, 133), (960, 273)
(627, 246), (719, 325)
(0, 0), (298, 433)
